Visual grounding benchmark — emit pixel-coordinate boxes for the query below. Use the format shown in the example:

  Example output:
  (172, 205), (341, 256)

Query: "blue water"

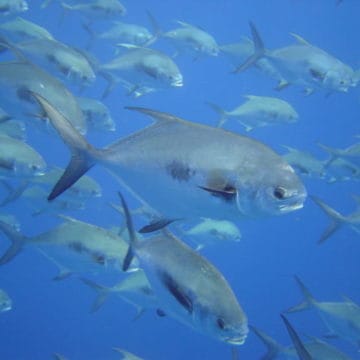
(0, 0), (359, 359)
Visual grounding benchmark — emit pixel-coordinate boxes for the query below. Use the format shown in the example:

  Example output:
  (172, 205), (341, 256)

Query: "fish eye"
(273, 186), (286, 200)
(217, 318), (226, 330)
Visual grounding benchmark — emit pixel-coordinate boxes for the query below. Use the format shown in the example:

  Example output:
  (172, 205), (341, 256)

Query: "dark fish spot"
(92, 253), (106, 265)
(160, 271), (193, 314)
(69, 241), (85, 253)
(309, 68), (325, 81)
(156, 308), (166, 317)
(166, 160), (195, 182)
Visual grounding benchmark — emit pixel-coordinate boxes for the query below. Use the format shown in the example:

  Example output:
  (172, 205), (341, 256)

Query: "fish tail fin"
(98, 70), (119, 99)
(0, 220), (27, 265)
(317, 143), (340, 168)
(233, 22), (265, 74)
(286, 275), (316, 313)
(80, 278), (111, 313)
(82, 22), (96, 50)
(250, 326), (284, 360)
(143, 10), (162, 47)
(311, 195), (344, 244)
(117, 192), (138, 272)
(206, 102), (227, 127)
(30, 92), (97, 201)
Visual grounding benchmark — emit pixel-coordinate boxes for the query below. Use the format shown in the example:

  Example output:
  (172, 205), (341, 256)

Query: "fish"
(100, 44), (183, 98)
(253, 324), (352, 359)
(80, 269), (157, 314)
(0, 16), (54, 42)
(77, 97), (115, 132)
(0, 0), (28, 16)
(119, 192), (249, 345)
(163, 20), (219, 58)
(5, 38), (96, 85)
(31, 94), (306, 222)
(319, 141), (360, 167)
(0, 288), (12, 312)
(208, 95), (298, 130)
(182, 217), (241, 250)
(286, 276), (360, 348)
(0, 61), (86, 134)
(311, 195), (360, 244)
(0, 134), (46, 179)
(0, 215), (138, 273)
(61, 0), (126, 21)
(112, 347), (144, 360)
(235, 23), (357, 93)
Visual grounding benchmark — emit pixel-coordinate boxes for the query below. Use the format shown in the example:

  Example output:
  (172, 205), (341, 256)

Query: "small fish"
(286, 276), (360, 348)
(77, 97), (115, 132)
(100, 45), (183, 97)
(0, 134), (46, 179)
(235, 23), (357, 93)
(163, 21), (219, 58)
(0, 0), (28, 16)
(0, 17), (54, 42)
(113, 347), (144, 360)
(183, 217), (241, 250)
(311, 195), (360, 244)
(0, 288), (12, 312)
(120, 192), (249, 345)
(208, 95), (298, 130)
(31, 94), (306, 222)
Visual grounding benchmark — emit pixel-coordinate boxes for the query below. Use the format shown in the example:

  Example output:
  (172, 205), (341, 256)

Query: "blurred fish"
(183, 218), (241, 250)
(0, 107), (11, 122)
(163, 21), (219, 58)
(0, 61), (86, 134)
(311, 195), (360, 244)
(0, 17), (54, 42)
(0, 119), (26, 140)
(0, 288), (12, 312)
(100, 44), (183, 98)
(282, 146), (326, 179)
(0, 134), (46, 179)
(32, 95), (306, 222)
(61, 0), (126, 21)
(208, 95), (298, 130)
(235, 23), (357, 94)
(319, 141), (360, 166)
(0, 215), (138, 273)
(0, 0), (28, 16)
(53, 353), (68, 360)
(77, 97), (115, 132)
(287, 276), (360, 348)
(325, 157), (360, 183)
(253, 324), (352, 359)
(120, 192), (249, 345)
(113, 347), (143, 360)
(3, 38), (96, 85)
(80, 269), (157, 314)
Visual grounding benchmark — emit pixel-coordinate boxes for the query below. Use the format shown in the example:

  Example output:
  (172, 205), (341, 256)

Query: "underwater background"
(0, 0), (359, 359)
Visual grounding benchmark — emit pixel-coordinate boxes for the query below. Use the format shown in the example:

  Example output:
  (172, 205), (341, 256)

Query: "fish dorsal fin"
(125, 106), (185, 124)
(290, 33), (311, 46)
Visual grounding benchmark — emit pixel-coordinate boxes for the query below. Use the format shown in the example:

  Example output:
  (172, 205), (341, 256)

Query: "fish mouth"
(172, 79), (183, 87)
(225, 335), (247, 345)
(1, 305), (11, 312)
(278, 201), (304, 213)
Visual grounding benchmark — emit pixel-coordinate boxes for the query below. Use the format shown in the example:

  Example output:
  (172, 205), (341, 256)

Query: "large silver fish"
(119, 192), (249, 345)
(31, 93), (306, 222)
(235, 23), (357, 93)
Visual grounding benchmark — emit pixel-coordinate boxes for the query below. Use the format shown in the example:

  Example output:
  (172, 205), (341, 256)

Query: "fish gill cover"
(0, 0), (359, 359)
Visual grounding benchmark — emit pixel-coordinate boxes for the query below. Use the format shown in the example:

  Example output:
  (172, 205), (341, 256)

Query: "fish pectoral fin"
(198, 185), (237, 202)
(161, 272), (193, 314)
(138, 218), (180, 233)
(309, 68), (325, 82)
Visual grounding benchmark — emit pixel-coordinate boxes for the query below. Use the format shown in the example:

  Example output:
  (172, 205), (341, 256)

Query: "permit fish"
(182, 218), (241, 250)
(119, 192), (249, 345)
(311, 195), (360, 244)
(208, 95), (298, 130)
(80, 269), (157, 314)
(100, 45), (183, 98)
(0, 0), (28, 16)
(286, 276), (360, 348)
(163, 20), (219, 58)
(77, 97), (115, 132)
(235, 23), (357, 93)
(0, 17), (54, 41)
(0, 216), (138, 273)
(253, 323), (352, 359)
(0, 61), (86, 134)
(0, 134), (46, 179)
(31, 94), (306, 223)
(0, 288), (12, 312)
